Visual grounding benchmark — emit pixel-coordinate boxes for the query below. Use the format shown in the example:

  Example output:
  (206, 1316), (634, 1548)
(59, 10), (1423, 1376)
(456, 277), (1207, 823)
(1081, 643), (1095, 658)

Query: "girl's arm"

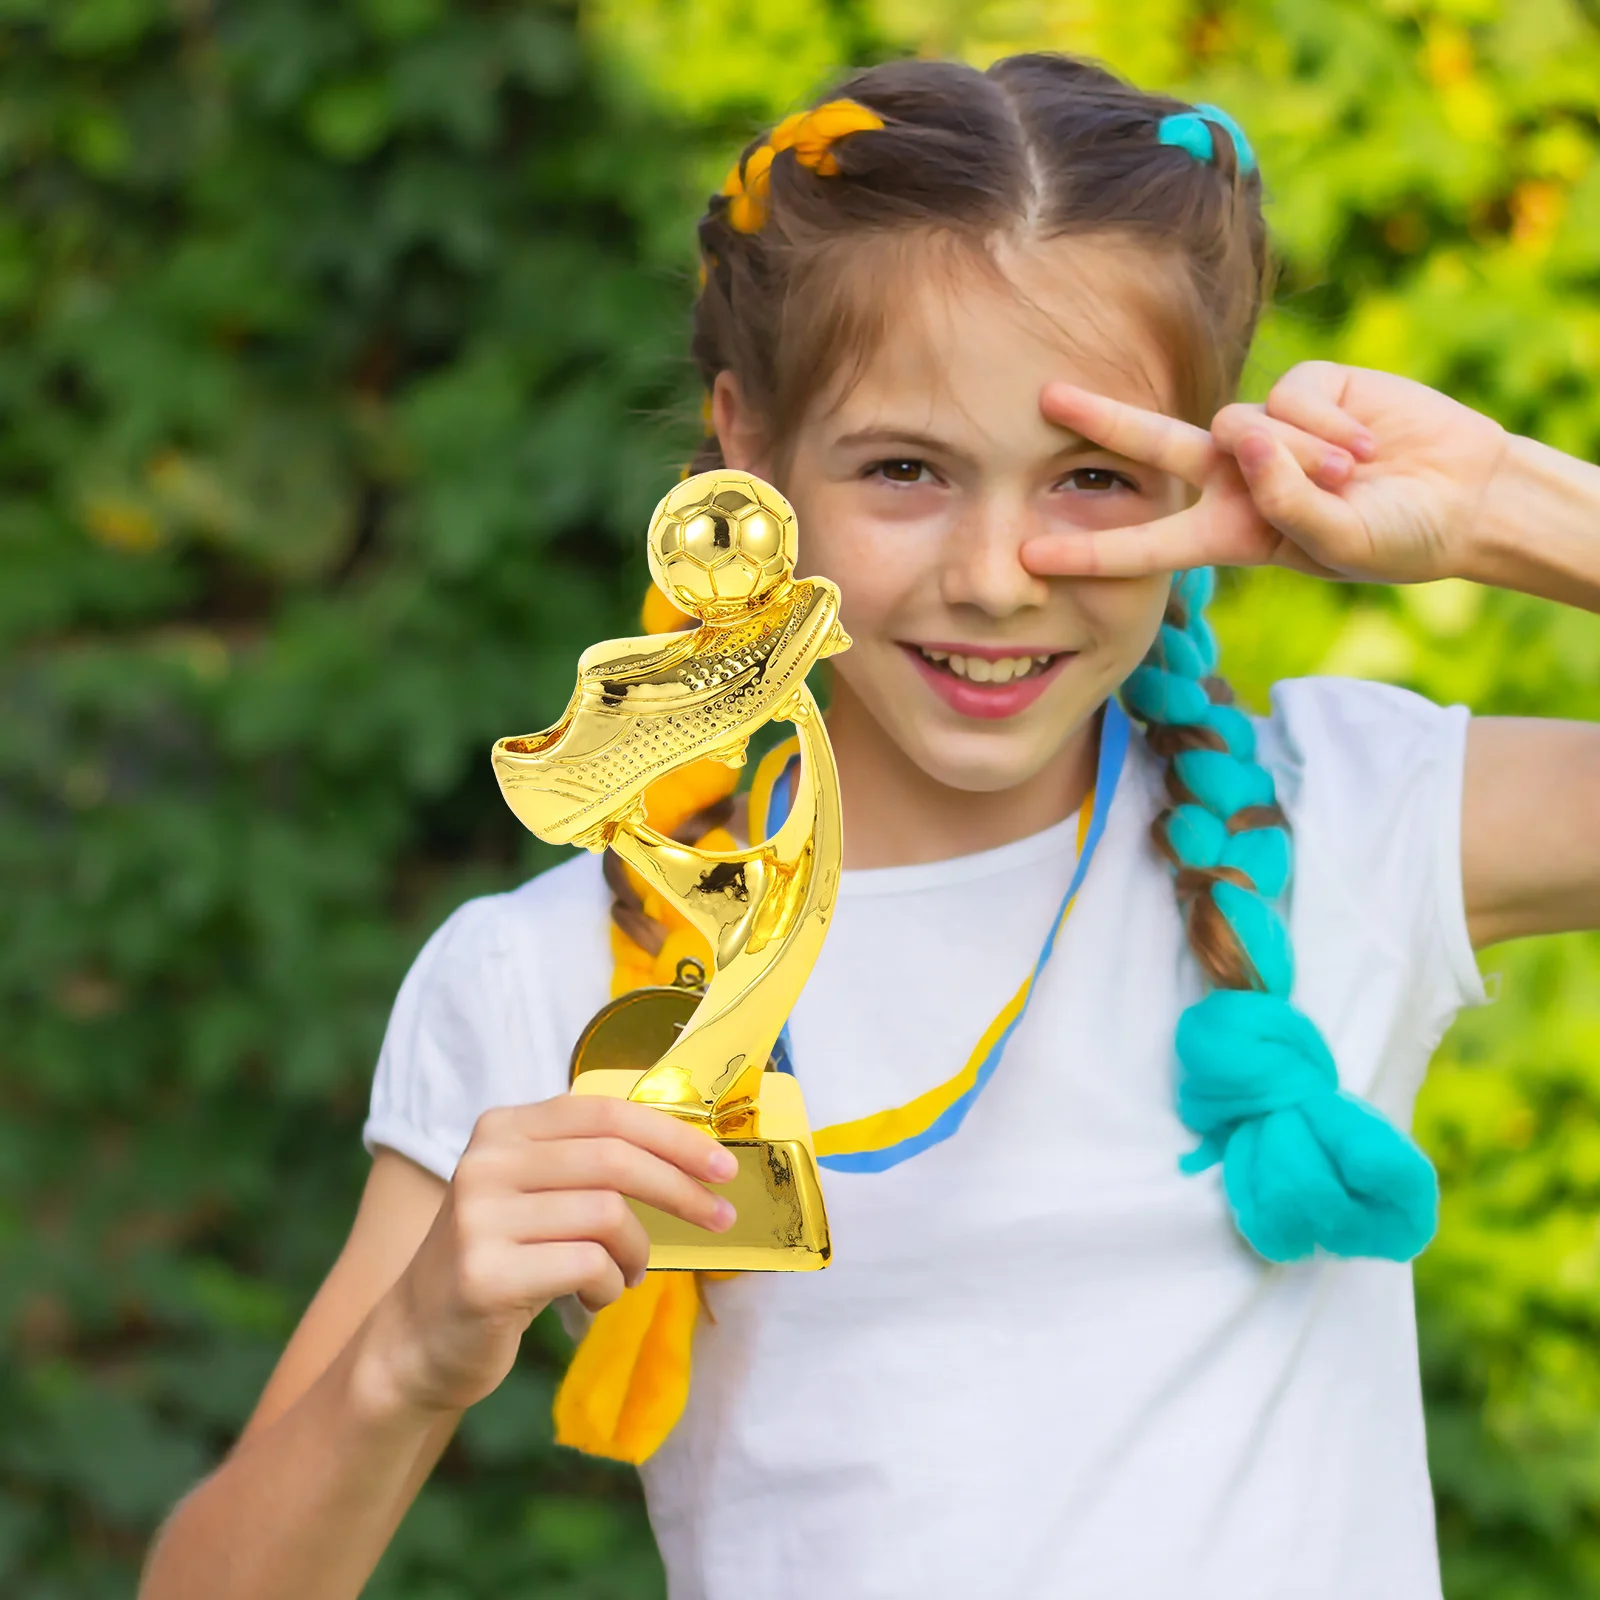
(1470, 431), (1600, 612)
(1455, 435), (1600, 945)
(139, 1152), (460, 1600)
(139, 1097), (737, 1600)
(1019, 363), (1600, 949)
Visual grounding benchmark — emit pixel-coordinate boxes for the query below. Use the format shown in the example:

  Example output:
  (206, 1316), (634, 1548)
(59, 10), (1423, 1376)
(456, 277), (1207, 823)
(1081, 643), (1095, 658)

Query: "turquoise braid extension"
(1122, 570), (1438, 1263)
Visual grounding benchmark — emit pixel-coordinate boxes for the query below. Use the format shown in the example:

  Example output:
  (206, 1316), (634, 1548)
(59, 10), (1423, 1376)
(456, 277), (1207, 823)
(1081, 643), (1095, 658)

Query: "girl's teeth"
(918, 648), (1054, 682)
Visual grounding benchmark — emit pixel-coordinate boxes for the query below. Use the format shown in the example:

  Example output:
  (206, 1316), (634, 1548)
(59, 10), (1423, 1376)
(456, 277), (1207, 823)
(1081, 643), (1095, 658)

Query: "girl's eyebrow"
(832, 426), (963, 454)
(832, 424), (1098, 455)
(832, 419), (1132, 464)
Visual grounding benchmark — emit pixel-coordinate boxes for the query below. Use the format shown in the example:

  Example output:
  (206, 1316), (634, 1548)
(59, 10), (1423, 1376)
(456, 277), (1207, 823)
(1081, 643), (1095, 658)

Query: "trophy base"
(569, 1068), (831, 1272)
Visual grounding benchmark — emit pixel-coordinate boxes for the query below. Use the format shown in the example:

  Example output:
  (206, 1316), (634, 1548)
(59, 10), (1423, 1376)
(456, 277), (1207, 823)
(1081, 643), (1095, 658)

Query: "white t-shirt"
(365, 677), (1484, 1600)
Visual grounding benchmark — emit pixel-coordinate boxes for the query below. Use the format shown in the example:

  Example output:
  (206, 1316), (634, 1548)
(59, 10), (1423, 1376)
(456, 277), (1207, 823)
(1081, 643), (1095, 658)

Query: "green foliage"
(0, 1), (706, 1592)
(4, 0), (1600, 1596)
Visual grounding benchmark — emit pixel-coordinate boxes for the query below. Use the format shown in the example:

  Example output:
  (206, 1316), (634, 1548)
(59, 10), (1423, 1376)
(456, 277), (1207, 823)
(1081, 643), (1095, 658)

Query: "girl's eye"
(1062, 467), (1136, 494)
(869, 459), (931, 486)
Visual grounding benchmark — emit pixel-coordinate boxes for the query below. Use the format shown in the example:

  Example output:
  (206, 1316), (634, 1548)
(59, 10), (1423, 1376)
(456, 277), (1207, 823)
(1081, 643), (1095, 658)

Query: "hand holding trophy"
(491, 471), (850, 1271)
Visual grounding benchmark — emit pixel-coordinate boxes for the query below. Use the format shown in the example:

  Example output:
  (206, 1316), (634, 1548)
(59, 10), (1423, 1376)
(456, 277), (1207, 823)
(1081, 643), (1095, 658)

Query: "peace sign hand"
(1022, 361), (1511, 585)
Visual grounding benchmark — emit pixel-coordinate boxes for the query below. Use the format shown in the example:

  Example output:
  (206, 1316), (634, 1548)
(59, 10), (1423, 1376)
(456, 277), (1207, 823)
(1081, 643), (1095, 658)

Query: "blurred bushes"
(2, 1), (1600, 1596)
(0, 1), (701, 1593)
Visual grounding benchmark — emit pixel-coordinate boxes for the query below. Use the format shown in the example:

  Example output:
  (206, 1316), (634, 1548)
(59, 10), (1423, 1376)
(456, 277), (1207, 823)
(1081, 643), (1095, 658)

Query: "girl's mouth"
(900, 642), (1075, 720)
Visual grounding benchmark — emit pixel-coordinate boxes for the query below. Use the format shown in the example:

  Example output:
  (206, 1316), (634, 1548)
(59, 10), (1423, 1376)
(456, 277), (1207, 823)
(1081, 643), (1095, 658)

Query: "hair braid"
(1122, 570), (1438, 1263)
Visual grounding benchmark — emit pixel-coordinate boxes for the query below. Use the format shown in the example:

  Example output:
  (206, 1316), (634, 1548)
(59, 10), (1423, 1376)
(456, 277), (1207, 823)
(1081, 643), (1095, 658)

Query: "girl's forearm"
(138, 1305), (460, 1600)
(1470, 433), (1600, 611)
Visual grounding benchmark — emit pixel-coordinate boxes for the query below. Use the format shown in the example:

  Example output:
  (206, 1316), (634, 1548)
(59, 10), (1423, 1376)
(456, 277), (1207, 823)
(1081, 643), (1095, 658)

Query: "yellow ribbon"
(720, 99), (885, 233)
(552, 1271), (701, 1464)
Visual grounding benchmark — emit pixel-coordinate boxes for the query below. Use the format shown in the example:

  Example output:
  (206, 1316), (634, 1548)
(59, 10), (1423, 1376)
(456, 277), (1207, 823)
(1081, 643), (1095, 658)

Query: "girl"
(142, 54), (1600, 1600)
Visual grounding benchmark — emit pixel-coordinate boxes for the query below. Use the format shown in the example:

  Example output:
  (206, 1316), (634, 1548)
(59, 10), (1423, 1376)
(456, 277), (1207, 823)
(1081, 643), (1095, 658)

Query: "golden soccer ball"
(647, 470), (797, 622)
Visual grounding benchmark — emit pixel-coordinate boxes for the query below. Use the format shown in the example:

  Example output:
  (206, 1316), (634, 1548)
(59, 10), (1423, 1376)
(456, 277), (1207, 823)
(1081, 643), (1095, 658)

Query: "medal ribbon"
(748, 697), (1130, 1173)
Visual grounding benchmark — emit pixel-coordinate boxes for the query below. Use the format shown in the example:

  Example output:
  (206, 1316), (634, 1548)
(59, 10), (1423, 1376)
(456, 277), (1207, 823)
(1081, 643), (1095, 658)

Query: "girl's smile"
(899, 641), (1074, 719)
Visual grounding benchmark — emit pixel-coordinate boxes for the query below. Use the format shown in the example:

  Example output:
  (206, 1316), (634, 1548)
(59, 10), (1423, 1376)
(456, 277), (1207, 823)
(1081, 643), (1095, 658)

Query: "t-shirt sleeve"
(363, 897), (518, 1180)
(362, 859), (611, 1180)
(1257, 677), (1486, 1113)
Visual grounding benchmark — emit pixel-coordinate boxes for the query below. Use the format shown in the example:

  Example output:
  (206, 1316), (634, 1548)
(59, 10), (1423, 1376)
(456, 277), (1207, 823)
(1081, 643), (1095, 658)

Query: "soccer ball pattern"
(648, 471), (797, 622)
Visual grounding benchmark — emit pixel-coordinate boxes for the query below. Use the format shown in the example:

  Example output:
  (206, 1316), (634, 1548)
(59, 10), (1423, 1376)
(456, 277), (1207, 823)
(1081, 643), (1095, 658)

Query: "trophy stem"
(605, 685), (841, 1121)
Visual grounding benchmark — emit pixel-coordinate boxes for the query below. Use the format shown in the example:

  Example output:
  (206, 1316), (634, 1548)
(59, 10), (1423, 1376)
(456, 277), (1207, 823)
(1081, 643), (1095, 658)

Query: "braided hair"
(1126, 570), (1436, 1260)
(649, 53), (1438, 1264)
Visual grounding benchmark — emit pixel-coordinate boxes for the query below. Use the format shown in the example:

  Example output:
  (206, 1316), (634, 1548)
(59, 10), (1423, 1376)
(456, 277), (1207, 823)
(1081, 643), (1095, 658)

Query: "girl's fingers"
(516, 1239), (631, 1315)
(1228, 429), (1364, 562)
(495, 1189), (656, 1288)
(1041, 382), (1217, 486)
(1261, 362), (1377, 460)
(450, 1234), (626, 1318)
(476, 1094), (737, 1186)
(481, 1133), (736, 1234)
(1021, 499), (1267, 579)
(1038, 429), (1369, 580)
(1212, 404), (1356, 489)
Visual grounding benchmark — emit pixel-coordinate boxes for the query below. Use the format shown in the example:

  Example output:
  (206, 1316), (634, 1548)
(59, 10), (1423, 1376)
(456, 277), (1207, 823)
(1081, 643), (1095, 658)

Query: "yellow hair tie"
(720, 98), (885, 234)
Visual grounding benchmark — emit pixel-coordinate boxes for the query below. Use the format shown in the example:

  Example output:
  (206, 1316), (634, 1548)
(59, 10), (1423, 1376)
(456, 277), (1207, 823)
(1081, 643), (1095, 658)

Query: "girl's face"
(718, 236), (1187, 798)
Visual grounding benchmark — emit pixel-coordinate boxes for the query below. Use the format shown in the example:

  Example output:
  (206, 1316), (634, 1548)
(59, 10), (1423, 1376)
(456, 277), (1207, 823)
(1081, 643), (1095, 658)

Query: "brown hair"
(667, 54), (1283, 996)
(689, 53), (1271, 472)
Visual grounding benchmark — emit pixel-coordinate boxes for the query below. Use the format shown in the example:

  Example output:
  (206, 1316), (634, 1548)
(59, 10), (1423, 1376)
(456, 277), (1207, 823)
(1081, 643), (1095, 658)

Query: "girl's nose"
(938, 497), (1052, 617)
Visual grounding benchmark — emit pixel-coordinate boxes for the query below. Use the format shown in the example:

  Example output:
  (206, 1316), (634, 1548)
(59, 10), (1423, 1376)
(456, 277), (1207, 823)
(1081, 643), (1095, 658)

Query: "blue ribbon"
(771, 702), (1130, 1173)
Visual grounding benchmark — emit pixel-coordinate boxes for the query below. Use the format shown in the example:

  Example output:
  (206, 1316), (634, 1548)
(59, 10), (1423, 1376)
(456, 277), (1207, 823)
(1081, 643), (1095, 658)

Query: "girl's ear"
(711, 371), (773, 478)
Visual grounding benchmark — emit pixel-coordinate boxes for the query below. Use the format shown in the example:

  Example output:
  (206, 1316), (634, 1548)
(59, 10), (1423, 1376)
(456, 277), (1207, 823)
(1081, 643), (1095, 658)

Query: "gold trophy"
(491, 470), (849, 1271)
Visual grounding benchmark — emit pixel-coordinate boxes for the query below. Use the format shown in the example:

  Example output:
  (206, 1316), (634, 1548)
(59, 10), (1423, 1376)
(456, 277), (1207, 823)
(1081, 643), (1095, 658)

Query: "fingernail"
(712, 1198), (737, 1231)
(628, 1265), (648, 1289)
(1351, 428), (1378, 461)
(1320, 449), (1353, 484)
(709, 1146), (738, 1181)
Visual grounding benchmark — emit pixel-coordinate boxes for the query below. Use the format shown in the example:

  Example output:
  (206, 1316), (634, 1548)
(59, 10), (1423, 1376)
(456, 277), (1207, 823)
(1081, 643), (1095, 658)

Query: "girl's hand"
(1022, 362), (1511, 583)
(364, 1095), (737, 1416)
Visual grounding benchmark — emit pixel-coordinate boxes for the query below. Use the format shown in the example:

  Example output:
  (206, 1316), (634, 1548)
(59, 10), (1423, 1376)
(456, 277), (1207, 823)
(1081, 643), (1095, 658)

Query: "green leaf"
(305, 75), (395, 160)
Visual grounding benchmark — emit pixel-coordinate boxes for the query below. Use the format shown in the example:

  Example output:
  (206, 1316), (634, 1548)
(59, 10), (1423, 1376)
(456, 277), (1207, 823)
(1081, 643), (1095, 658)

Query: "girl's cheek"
(802, 515), (939, 615)
(801, 524), (872, 592)
(835, 570), (909, 644)
(1076, 575), (1171, 661)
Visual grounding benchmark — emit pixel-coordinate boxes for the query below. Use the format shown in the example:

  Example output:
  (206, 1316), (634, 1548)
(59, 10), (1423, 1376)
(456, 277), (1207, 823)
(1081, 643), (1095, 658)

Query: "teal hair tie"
(1157, 103), (1258, 176)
